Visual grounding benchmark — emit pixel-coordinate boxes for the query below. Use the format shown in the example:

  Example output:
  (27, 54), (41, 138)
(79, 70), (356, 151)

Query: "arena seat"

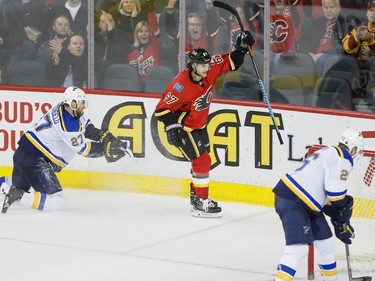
(103, 63), (140, 91)
(144, 66), (175, 94)
(8, 61), (48, 86)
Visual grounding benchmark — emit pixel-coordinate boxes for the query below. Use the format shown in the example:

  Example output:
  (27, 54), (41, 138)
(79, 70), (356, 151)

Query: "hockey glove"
(99, 131), (128, 163)
(105, 138), (129, 163)
(235, 31), (255, 53)
(332, 220), (355, 244)
(165, 124), (182, 146)
(323, 195), (353, 224)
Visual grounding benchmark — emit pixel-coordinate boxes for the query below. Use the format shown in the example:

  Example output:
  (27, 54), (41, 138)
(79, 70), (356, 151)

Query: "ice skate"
(2, 186), (24, 214)
(190, 183), (199, 208)
(191, 198), (222, 218)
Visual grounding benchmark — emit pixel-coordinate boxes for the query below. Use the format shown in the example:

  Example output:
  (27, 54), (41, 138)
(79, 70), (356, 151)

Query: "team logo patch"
(303, 226), (310, 235)
(173, 82), (184, 93)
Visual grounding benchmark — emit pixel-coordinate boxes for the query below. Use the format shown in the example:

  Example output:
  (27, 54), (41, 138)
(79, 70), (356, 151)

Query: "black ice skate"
(2, 186), (24, 214)
(191, 197), (222, 218)
(190, 183), (198, 206)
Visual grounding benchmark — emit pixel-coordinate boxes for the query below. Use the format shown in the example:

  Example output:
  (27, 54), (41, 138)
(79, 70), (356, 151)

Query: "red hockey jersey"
(155, 53), (233, 130)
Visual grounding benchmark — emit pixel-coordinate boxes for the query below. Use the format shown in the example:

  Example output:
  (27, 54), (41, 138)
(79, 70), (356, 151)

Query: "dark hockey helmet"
(188, 48), (211, 64)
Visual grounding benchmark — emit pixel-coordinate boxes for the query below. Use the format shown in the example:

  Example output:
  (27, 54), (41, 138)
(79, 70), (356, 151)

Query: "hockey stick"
(213, 0), (284, 145)
(120, 145), (138, 164)
(345, 244), (372, 281)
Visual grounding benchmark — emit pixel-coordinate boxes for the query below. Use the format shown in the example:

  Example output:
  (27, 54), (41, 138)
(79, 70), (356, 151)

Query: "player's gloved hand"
(332, 220), (355, 244)
(99, 130), (115, 144)
(235, 30), (255, 53)
(99, 131), (128, 162)
(165, 124), (182, 146)
(323, 195), (353, 223)
(105, 138), (128, 163)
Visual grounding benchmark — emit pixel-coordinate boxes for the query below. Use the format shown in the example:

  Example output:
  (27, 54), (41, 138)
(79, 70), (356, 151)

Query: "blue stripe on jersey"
(38, 193), (47, 210)
(326, 189), (346, 202)
(25, 132), (68, 167)
(60, 105), (82, 132)
(79, 143), (90, 156)
(334, 146), (353, 166)
(326, 189), (346, 198)
(283, 174), (322, 212)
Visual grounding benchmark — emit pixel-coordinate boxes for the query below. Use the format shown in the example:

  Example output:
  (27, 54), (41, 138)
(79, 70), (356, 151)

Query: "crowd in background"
(0, 0), (374, 112)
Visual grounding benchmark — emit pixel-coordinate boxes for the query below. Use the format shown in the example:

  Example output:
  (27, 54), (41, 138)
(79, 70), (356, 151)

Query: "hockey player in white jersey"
(273, 128), (363, 281)
(1, 86), (132, 213)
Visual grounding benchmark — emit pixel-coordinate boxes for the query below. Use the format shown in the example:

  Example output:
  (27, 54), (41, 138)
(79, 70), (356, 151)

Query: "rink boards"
(1, 89), (375, 207)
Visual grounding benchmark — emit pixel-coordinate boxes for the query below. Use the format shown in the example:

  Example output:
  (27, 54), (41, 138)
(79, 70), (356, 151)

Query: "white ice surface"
(0, 189), (371, 281)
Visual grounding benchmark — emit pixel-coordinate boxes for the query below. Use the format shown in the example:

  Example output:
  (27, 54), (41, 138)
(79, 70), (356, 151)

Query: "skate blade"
(1, 203), (9, 214)
(352, 277), (372, 281)
(192, 209), (222, 218)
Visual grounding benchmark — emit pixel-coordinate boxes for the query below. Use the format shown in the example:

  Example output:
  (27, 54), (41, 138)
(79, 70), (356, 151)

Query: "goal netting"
(307, 131), (375, 277)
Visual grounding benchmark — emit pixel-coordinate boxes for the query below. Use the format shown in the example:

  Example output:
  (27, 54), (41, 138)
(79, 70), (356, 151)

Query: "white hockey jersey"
(23, 102), (92, 167)
(277, 146), (353, 212)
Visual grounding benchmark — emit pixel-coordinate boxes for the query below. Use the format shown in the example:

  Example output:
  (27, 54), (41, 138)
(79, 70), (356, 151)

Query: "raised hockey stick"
(213, 0), (284, 145)
(345, 244), (372, 281)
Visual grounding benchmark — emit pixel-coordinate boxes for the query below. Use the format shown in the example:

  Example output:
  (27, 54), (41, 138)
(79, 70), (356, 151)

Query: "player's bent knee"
(284, 244), (309, 263)
(191, 152), (211, 174)
(314, 237), (335, 257)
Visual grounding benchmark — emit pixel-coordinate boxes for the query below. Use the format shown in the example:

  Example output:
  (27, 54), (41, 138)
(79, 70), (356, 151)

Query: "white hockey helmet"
(63, 86), (88, 110)
(339, 128), (364, 158)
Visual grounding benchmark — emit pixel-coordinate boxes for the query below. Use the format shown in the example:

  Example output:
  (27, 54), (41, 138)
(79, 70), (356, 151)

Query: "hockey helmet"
(63, 86), (88, 110)
(339, 128), (364, 158)
(188, 48), (211, 64)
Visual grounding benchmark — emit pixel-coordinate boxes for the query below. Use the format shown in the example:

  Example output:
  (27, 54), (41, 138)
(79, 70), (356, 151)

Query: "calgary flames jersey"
(155, 53), (233, 130)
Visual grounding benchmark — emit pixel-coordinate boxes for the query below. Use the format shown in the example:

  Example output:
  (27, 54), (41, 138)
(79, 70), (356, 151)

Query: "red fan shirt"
(315, 21), (336, 54)
(127, 35), (161, 82)
(270, 0), (303, 53)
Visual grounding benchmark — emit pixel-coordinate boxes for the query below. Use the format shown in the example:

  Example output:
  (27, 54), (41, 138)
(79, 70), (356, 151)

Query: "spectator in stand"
(218, 0), (263, 51)
(21, 0), (48, 54)
(0, 0), (34, 84)
(126, 20), (162, 89)
(46, 0), (87, 38)
(47, 33), (87, 87)
(36, 15), (71, 67)
(269, 0), (304, 53)
(163, 0), (225, 62)
(109, 0), (158, 56)
(300, 0), (346, 75)
(94, 0), (117, 13)
(94, 10), (125, 88)
(342, 1), (375, 71)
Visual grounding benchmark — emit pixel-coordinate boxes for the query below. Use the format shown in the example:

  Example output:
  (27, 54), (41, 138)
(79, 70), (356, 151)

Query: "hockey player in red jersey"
(154, 31), (255, 217)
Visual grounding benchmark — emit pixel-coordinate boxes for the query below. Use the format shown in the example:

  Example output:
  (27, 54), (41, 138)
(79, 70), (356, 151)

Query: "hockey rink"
(0, 189), (372, 281)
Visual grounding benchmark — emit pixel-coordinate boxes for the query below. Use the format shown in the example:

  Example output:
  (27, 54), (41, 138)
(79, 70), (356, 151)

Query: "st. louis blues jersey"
(19, 102), (93, 168)
(273, 146), (353, 212)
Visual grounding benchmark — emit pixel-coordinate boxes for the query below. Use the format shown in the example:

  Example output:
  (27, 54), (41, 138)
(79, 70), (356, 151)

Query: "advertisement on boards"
(1, 89), (375, 205)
